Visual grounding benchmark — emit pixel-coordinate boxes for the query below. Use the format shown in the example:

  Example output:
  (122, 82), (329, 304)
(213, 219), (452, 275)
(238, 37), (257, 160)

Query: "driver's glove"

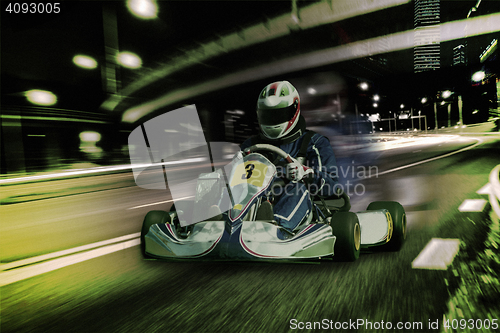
(286, 157), (314, 183)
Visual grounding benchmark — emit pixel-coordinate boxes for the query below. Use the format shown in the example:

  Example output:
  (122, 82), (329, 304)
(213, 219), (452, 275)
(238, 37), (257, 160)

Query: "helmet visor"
(260, 123), (287, 139)
(257, 104), (298, 126)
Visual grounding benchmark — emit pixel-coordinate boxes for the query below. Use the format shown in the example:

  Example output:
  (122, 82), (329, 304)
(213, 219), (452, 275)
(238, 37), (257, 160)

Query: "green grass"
(442, 210), (500, 332)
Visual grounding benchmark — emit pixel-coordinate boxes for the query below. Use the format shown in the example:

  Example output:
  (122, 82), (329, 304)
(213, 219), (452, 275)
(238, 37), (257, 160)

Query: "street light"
(419, 97), (430, 133)
(73, 55), (98, 69)
(307, 87), (317, 95)
(79, 131), (103, 156)
(25, 89), (57, 106)
(127, 0), (158, 19)
(442, 90), (454, 128)
(358, 82), (369, 91)
(467, 6), (477, 18)
(116, 51), (142, 69)
(472, 71), (485, 82)
(387, 111), (397, 132)
(420, 95), (439, 131)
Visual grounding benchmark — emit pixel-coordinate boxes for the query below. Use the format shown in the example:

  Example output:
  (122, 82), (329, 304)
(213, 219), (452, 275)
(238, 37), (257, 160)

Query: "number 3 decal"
(230, 161), (268, 188)
(242, 164), (255, 179)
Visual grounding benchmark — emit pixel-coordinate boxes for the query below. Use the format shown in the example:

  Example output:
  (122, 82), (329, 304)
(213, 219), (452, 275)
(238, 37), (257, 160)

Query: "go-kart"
(141, 144), (406, 262)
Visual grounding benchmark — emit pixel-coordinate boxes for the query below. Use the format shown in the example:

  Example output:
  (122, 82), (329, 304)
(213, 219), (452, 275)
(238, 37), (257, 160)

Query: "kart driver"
(240, 80), (341, 234)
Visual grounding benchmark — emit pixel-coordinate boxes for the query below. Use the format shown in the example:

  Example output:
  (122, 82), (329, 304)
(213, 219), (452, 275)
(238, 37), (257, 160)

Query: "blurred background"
(2, 1), (500, 332)
(1, 0), (499, 175)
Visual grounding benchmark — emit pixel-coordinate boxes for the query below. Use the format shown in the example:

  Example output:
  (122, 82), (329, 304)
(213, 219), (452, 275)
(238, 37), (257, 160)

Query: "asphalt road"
(1, 133), (499, 333)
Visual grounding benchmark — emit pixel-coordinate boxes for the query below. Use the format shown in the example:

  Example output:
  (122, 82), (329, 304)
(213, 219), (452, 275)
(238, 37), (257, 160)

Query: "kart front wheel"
(367, 201), (406, 251)
(330, 212), (361, 261)
(141, 210), (171, 258)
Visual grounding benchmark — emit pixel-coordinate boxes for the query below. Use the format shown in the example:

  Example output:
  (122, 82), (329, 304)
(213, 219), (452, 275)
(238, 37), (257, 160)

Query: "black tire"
(141, 210), (171, 258)
(366, 201), (406, 251)
(330, 212), (361, 261)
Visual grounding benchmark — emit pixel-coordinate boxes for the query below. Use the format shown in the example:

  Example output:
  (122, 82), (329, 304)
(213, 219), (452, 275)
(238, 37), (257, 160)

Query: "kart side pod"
(356, 209), (393, 247)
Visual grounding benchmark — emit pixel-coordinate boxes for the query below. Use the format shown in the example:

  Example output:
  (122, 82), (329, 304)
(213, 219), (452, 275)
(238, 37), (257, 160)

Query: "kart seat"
(313, 192), (351, 213)
(255, 200), (274, 221)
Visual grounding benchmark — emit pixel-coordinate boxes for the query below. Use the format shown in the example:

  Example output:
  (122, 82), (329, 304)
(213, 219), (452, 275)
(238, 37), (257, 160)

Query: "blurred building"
(414, 0), (441, 73)
(478, 38), (499, 112)
(452, 43), (467, 66)
(0, 106), (117, 174)
(479, 38), (498, 64)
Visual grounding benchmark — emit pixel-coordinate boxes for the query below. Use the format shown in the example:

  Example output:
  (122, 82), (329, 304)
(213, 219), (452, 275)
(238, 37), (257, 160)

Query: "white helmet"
(256, 81), (300, 140)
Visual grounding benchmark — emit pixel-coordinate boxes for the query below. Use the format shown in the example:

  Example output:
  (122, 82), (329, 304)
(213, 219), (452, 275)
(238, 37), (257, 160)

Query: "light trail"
(375, 137), (483, 177)
(0, 158), (206, 185)
(0, 114), (108, 124)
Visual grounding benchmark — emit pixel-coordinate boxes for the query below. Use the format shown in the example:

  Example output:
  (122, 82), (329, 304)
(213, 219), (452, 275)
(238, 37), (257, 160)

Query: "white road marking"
(412, 238), (461, 270)
(477, 183), (492, 195)
(458, 199), (488, 212)
(0, 233), (141, 271)
(351, 137), (483, 183)
(487, 164), (500, 219)
(128, 196), (194, 210)
(128, 199), (175, 210)
(0, 238), (140, 287)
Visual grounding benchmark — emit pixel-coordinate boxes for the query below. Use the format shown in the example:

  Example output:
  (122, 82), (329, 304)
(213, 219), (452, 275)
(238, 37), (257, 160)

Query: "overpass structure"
(100, 0), (410, 122)
(98, 0), (499, 125)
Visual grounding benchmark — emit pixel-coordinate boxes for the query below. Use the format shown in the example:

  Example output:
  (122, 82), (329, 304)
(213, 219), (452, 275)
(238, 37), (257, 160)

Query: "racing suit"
(240, 131), (340, 232)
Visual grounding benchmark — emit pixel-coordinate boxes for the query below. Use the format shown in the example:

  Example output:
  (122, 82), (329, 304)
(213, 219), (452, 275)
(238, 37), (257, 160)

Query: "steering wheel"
(244, 144), (351, 211)
(244, 144), (293, 165)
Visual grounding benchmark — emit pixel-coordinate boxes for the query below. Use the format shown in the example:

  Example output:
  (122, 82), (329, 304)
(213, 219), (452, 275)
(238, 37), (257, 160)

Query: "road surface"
(1, 133), (498, 333)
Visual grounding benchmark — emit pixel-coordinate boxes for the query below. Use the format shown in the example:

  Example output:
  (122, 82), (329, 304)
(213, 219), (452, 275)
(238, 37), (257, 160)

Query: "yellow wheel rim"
(402, 214), (407, 240)
(354, 223), (361, 251)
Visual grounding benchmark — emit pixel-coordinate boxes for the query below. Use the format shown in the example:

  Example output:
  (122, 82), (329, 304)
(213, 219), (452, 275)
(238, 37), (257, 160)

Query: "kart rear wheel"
(367, 201), (406, 251)
(330, 212), (361, 261)
(141, 210), (171, 258)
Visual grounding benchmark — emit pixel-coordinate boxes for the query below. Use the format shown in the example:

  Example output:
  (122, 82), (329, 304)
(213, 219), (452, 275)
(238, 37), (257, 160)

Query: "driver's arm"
(306, 134), (340, 197)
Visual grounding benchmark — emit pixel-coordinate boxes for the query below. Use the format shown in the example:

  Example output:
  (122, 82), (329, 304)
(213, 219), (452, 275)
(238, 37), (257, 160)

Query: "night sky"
(1, 0), (498, 113)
